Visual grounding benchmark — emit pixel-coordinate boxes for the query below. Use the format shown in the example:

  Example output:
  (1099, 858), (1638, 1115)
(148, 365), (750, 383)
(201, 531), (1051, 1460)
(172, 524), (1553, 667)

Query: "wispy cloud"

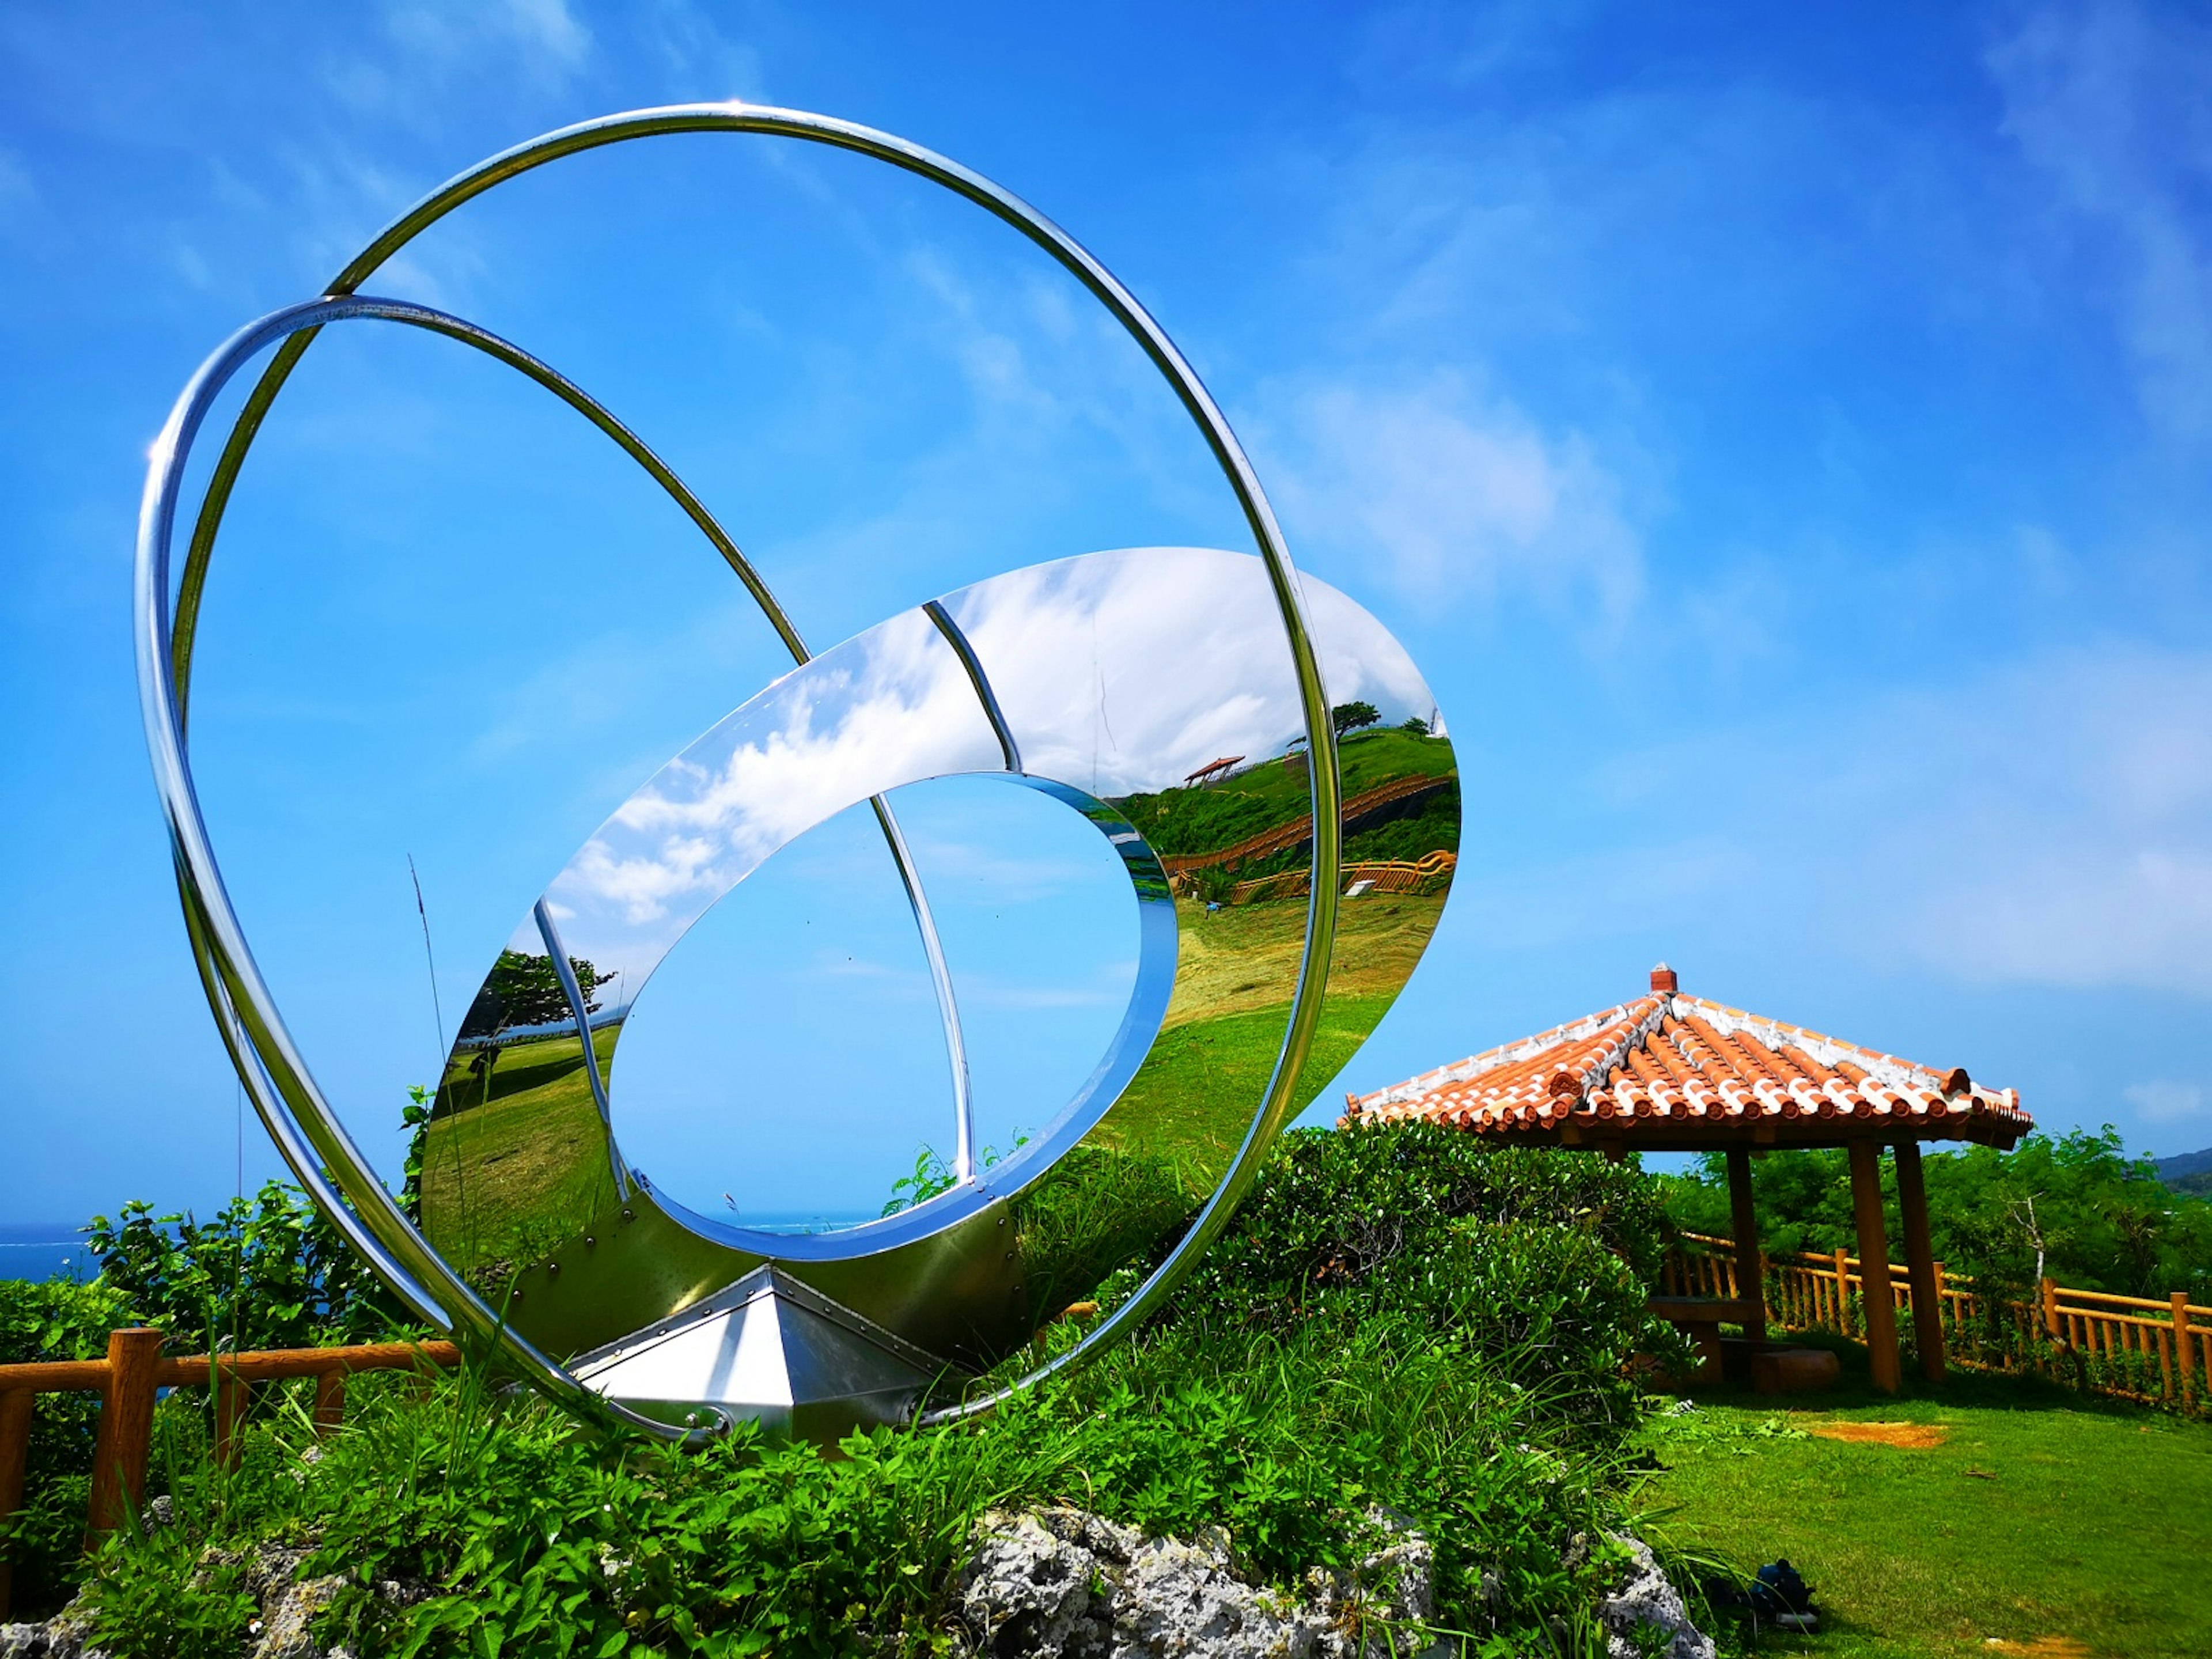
(1989, 2), (2212, 441)
(1263, 374), (1645, 638)
(2125, 1080), (2207, 1125)
(1560, 642), (2212, 999)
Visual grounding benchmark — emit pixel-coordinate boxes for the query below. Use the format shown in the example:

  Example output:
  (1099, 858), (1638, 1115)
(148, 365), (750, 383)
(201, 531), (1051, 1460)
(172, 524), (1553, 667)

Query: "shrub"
(86, 1179), (408, 1354)
(1178, 1124), (1682, 1442)
(0, 1275), (132, 1615)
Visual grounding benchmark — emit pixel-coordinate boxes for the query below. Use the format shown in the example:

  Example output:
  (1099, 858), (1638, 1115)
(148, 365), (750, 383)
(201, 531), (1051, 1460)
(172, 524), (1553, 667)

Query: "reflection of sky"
(503, 547), (1441, 1001)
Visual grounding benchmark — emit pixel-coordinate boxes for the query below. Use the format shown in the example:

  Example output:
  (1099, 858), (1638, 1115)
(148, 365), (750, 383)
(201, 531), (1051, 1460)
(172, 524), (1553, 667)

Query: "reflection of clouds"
(946, 547), (1440, 797)
(488, 546), (1441, 1003)
(538, 609), (1002, 979)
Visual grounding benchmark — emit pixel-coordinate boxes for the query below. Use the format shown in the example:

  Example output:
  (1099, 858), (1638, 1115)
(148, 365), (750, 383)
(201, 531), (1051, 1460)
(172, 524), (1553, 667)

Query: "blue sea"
(0, 1224), (93, 1282)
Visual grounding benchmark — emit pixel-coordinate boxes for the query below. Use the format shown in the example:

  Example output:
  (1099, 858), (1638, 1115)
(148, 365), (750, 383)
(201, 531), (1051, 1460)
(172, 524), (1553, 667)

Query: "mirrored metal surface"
(135, 104), (1462, 1440)
(422, 547), (1456, 1390)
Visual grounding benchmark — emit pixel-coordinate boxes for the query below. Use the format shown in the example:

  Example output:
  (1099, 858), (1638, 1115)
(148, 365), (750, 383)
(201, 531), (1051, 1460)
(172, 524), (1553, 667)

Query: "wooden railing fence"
(0, 1329), (457, 1618)
(1665, 1232), (2207, 1411)
(1226, 850), (1457, 908)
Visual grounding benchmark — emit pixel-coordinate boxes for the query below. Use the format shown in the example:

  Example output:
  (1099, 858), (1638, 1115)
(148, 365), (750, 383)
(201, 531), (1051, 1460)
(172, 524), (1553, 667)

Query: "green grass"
(1640, 1347), (2212, 1658)
(420, 1027), (621, 1279)
(1089, 892), (1448, 1171)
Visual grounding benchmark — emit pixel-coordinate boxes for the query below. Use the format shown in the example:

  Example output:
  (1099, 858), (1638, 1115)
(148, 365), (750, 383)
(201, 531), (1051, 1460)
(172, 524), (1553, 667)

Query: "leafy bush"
(36, 1124), (1681, 1652)
(86, 1179), (407, 1354)
(1180, 1124), (1683, 1441)
(0, 1275), (132, 1614)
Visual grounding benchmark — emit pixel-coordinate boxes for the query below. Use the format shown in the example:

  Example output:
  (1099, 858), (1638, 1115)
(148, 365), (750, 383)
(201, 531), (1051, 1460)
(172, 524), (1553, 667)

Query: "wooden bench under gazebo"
(1342, 964), (2033, 1392)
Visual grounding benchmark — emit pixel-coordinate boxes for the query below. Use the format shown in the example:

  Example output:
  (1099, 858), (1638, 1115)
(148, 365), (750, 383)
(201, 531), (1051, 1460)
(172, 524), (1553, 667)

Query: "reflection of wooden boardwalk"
(1228, 850), (1456, 907)
(1160, 772), (1450, 877)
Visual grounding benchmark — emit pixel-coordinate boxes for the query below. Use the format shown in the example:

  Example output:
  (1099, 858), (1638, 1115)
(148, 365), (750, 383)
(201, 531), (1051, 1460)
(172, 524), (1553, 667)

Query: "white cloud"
(1989, 3), (2212, 440)
(1579, 643), (2212, 999)
(1263, 376), (1645, 639)
(2125, 1080), (2208, 1125)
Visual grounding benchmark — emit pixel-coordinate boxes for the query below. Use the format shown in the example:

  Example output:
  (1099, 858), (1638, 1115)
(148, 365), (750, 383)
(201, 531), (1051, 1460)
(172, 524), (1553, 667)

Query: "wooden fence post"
(1, 1387), (32, 1619)
(86, 1329), (164, 1537)
(313, 1372), (346, 1438)
(1834, 1248), (1851, 1333)
(2178, 1292), (2198, 1413)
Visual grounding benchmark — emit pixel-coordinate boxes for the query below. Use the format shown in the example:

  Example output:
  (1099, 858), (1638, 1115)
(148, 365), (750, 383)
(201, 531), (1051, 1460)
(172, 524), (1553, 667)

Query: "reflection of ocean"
(0, 1226), (91, 1282)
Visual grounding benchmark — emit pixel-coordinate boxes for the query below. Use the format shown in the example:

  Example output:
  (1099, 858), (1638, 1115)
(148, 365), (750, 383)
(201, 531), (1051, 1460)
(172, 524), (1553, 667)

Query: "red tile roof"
(1343, 965), (2032, 1150)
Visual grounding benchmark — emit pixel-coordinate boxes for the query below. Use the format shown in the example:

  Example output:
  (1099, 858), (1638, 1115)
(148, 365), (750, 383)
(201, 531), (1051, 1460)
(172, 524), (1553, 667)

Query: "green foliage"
(86, 1179), (406, 1354)
(1331, 700), (1380, 736)
(1659, 1127), (2212, 1302)
(41, 1124), (1683, 1652)
(0, 1275), (131, 1612)
(457, 948), (617, 1041)
(1180, 1125), (1687, 1442)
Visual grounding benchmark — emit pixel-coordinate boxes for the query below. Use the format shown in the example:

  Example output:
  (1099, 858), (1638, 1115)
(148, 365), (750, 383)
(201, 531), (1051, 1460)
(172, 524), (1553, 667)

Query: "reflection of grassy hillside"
(1093, 893), (1446, 1171)
(421, 1027), (619, 1281)
(1112, 728), (1454, 857)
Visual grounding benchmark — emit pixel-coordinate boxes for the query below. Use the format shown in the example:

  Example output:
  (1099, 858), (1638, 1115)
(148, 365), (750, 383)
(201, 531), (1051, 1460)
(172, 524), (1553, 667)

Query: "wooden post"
(2042, 1277), (2062, 1344)
(313, 1372), (346, 1438)
(2177, 1292), (2197, 1412)
(1848, 1141), (1902, 1393)
(214, 1371), (252, 1470)
(87, 1328), (164, 1536)
(1833, 1248), (1850, 1332)
(0, 1388), (31, 1619)
(1726, 1147), (1767, 1344)
(1892, 1141), (1945, 1384)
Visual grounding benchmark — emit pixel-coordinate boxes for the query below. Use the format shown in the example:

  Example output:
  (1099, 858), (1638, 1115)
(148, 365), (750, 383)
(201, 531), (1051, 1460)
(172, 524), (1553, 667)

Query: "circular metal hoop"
(139, 104), (1343, 1433)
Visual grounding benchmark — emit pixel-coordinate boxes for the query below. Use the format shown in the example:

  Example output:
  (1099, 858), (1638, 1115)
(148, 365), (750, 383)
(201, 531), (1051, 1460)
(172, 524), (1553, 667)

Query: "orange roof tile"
(1342, 964), (2031, 1150)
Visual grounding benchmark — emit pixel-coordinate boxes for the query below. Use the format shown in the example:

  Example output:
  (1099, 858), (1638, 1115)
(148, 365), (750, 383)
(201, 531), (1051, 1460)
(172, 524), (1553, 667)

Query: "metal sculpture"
(135, 105), (1459, 1441)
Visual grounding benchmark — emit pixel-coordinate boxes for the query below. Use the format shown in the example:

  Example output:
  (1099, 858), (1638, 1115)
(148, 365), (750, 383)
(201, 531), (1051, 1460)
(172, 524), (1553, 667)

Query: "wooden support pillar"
(1847, 1142), (1902, 1393)
(0, 1387), (31, 1619)
(1725, 1147), (1767, 1344)
(1892, 1140), (1946, 1385)
(87, 1328), (164, 1536)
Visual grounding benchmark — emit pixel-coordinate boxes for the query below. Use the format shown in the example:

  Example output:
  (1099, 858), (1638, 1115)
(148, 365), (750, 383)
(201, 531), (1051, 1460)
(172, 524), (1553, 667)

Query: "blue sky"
(4, 1), (2211, 1228)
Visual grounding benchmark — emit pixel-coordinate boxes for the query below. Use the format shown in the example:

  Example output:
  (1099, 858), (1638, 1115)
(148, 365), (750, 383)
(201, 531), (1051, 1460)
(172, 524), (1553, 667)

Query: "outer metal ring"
(141, 104), (1342, 1431)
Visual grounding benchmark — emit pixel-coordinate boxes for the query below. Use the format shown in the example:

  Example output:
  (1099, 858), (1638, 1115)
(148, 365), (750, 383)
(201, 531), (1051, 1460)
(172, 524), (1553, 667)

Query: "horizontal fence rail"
(0, 1328), (459, 1618)
(1665, 1233), (2207, 1411)
(1226, 850), (1458, 908)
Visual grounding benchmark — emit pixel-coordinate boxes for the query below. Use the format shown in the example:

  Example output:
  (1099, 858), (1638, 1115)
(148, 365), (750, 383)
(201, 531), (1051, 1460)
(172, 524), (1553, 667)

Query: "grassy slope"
(1092, 893), (1445, 1171)
(1642, 1349), (2212, 1658)
(419, 1027), (619, 1272)
(1113, 727), (1456, 857)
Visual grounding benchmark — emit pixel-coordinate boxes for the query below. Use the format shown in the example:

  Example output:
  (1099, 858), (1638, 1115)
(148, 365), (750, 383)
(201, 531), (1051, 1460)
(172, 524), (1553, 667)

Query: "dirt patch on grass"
(1802, 1420), (1949, 1449)
(1979, 1638), (2093, 1657)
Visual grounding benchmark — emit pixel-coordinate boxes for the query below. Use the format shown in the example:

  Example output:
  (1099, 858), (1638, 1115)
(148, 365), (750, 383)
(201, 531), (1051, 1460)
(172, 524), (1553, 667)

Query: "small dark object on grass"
(1705, 1559), (1819, 1635)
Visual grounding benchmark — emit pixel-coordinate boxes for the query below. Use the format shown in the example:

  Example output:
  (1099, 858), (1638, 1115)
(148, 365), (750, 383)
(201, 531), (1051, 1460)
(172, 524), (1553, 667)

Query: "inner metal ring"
(143, 104), (1342, 1430)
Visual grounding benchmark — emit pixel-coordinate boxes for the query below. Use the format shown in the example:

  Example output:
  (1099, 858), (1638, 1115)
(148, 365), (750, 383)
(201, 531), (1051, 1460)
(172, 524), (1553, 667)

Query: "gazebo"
(1341, 964), (2033, 1392)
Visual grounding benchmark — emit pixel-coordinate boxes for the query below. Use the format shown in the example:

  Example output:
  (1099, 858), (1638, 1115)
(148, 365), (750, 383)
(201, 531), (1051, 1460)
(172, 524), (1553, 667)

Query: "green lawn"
(1640, 1348), (2212, 1658)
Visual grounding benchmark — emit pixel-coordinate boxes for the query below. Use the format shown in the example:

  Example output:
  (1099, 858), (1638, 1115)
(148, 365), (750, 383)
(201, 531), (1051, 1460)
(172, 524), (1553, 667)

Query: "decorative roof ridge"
(1353, 996), (1658, 1110)
(1672, 994), (1962, 1100)
(1575, 993), (1676, 1097)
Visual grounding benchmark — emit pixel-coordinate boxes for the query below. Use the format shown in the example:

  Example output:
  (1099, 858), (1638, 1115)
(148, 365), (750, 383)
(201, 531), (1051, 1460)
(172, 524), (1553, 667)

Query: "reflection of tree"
(454, 949), (616, 1107)
(1331, 700), (1380, 737)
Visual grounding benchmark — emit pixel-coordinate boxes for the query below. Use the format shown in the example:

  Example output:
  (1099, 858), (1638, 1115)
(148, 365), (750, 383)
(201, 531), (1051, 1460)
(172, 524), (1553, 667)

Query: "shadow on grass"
(1670, 1326), (2187, 1422)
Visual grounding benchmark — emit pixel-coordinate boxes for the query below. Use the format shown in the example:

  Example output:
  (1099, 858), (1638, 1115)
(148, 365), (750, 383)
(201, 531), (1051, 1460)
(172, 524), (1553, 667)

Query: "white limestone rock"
(1596, 1536), (1714, 1659)
(957, 1504), (1441, 1658)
